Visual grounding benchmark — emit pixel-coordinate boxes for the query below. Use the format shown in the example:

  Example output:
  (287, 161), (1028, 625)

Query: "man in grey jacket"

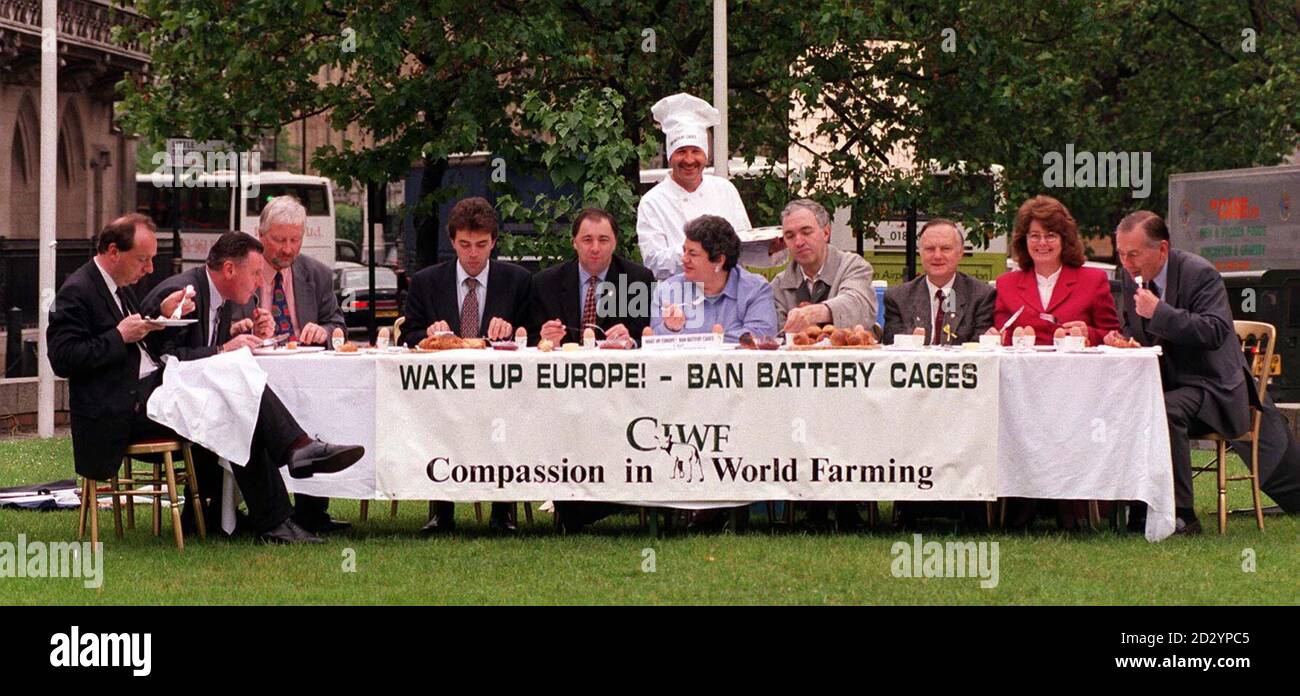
(1113, 211), (1261, 534)
(769, 199), (875, 529)
(770, 199), (876, 335)
(255, 195), (351, 534)
(882, 218), (996, 345)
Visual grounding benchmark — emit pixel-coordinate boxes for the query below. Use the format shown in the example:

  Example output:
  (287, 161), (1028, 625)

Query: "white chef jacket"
(637, 174), (776, 280)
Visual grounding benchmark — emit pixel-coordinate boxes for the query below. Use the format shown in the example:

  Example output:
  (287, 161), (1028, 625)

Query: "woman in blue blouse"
(650, 215), (778, 343)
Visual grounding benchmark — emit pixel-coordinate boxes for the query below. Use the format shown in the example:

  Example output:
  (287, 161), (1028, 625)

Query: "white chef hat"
(652, 93), (719, 160)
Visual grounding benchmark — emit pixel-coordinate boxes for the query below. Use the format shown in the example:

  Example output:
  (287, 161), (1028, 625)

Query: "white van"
(136, 170), (336, 268)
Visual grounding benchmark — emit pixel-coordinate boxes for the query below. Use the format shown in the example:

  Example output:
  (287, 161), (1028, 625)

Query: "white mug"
(893, 334), (924, 349)
(1054, 335), (1086, 351)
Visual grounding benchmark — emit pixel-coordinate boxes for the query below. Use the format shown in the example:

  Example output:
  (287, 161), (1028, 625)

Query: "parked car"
(333, 261), (401, 332)
(336, 239), (361, 264)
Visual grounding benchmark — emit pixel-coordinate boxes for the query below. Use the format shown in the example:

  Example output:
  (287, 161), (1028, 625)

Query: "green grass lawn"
(0, 435), (1295, 605)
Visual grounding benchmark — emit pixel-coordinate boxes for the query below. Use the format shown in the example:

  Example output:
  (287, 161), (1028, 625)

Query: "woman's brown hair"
(1010, 195), (1086, 271)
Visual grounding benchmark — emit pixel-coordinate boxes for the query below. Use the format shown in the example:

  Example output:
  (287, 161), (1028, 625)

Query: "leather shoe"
(1173, 515), (1202, 535)
(555, 509), (586, 534)
(295, 516), (353, 534)
(557, 519), (585, 534)
(288, 440), (365, 479)
(488, 514), (518, 534)
(258, 518), (325, 544)
(421, 514), (456, 535)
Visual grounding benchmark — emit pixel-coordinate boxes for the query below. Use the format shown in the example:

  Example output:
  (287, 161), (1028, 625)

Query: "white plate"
(328, 350), (368, 356)
(252, 346), (326, 356)
(145, 318), (197, 327)
(736, 225), (782, 243)
(1032, 345), (1057, 352)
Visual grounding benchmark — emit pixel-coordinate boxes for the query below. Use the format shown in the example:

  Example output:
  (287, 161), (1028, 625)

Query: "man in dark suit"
(251, 195), (351, 534)
(1111, 211), (1256, 534)
(401, 196), (532, 346)
(139, 231), (270, 534)
(532, 207), (656, 347)
(400, 196), (532, 534)
(531, 208), (655, 532)
(885, 218), (997, 529)
(48, 213), (365, 545)
(883, 218), (996, 345)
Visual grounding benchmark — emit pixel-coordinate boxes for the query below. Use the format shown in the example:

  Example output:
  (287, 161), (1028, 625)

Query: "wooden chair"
(78, 439), (205, 552)
(356, 502), (395, 522)
(1193, 320), (1274, 534)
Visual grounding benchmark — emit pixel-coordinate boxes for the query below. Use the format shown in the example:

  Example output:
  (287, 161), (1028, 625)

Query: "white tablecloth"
(259, 347), (1174, 541)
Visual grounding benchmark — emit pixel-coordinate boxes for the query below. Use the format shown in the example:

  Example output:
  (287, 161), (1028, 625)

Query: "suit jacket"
(285, 254), (346, 339)
(401, 259), (533, 347)
(141, 266), (257, 361)
(770, 247), (877, 330)
(883, 272), (996, 345)
(47, 260), (170, 479)
(1121, 249), (1255, 438)
(993, 265), (1119, 346)
(529, 255), (656, 344)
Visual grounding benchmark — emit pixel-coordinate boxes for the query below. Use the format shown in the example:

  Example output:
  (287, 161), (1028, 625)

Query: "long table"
(259, 345), (1175, 541)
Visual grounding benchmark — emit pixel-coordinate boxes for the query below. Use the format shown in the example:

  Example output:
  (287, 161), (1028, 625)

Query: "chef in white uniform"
(636, 93), (785, 280)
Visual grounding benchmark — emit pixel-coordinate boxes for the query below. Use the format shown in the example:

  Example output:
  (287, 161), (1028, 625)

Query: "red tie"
(460, 278), (480, 338)
(933, 289), (945, 345)
(582, 276), (598, 329)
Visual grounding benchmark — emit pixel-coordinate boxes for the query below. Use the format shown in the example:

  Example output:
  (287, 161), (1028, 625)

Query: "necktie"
(212, 301), (232, 347)
(117, 288), (160, 364)
(582, 276), (598, 329)
(933, 289), (946, 345)
(1148, 280), (1161, 299)
(795, 279), (830, 305)
(115, 287), (136, 316)
(460, 278), (480, 338)
(272, 271), (293, 335)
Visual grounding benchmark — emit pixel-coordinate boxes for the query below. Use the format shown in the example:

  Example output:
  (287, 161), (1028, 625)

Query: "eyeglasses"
(1027, 233), (1060, 244)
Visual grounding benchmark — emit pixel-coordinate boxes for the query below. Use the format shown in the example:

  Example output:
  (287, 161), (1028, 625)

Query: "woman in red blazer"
(993, 195), (1119, 346)
(994, 195), (1120, 530)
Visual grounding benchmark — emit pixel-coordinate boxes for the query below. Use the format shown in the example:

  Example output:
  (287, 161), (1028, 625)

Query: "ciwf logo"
(626, 416), (732, 484)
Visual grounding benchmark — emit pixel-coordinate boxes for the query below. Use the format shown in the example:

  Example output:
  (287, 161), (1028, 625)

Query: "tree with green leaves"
(117, 0), (1298, 271)
(118, 0), (807, 267)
